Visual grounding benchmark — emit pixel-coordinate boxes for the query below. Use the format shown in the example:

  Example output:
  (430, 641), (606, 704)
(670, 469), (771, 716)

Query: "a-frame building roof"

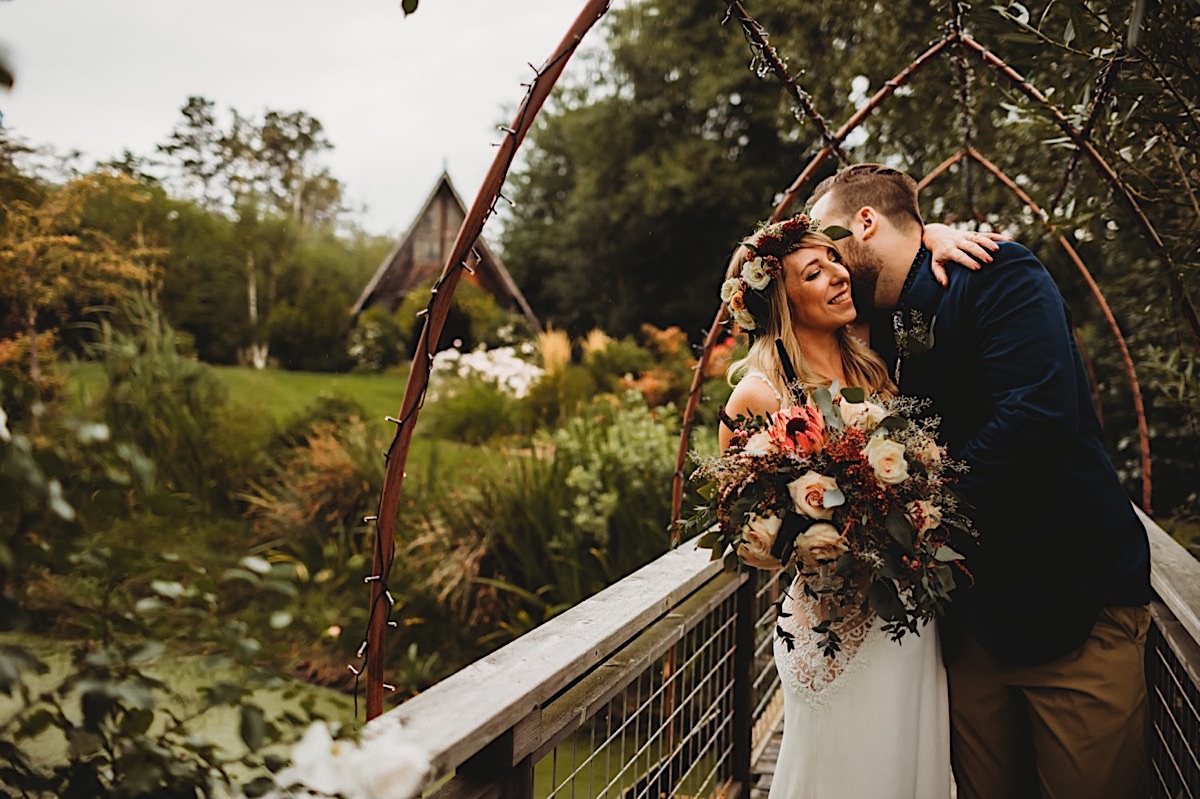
(351, 173), (539, 328)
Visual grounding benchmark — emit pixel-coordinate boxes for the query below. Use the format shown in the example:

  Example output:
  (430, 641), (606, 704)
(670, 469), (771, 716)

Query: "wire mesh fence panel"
(532, 588), (742, 799)
(1148, 602), (1200, 799)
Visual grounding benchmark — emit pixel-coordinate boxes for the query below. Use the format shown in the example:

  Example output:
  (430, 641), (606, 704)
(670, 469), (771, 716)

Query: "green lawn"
(65, 360), (507, 488)
(211, 364), (412, 431)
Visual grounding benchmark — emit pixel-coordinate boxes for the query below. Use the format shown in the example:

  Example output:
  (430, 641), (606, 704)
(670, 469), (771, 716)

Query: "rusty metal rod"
(366, 0), (612, 719)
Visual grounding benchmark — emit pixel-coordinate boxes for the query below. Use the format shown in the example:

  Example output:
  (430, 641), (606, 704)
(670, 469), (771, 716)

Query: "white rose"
(906, 500), (943, 537)
(732, 308), (757, 330)
(795, 521), (847, 565)
(720, 277), (743, 303)
(743, 430), (776, 456)
(740, 258), (771, 290)
(787, 470), (841, 520)
(863, 435), (910, 485)
(739, 513), (782, 567)
(841, 400), (888, 431)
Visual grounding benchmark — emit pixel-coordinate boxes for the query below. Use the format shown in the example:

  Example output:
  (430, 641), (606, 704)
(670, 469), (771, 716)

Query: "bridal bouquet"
(677, 386), (974, 653)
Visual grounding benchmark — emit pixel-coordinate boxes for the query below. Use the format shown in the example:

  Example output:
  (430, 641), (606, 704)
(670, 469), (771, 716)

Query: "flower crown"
(720, 213), (850, 333)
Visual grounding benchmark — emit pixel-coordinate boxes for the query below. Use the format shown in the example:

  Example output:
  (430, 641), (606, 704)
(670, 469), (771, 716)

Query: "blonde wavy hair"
(723, 229), (894, 402)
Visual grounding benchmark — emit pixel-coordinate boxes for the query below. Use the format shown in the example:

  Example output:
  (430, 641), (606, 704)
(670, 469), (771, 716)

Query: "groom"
(809, 164), (1152, 799)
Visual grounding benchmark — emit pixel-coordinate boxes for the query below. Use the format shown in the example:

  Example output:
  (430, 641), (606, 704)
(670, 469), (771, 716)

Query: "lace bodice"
(773, 569), (881, 707)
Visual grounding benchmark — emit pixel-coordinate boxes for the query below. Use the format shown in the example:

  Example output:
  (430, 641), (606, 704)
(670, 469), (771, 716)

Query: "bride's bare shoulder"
(726, 375), (782, 420)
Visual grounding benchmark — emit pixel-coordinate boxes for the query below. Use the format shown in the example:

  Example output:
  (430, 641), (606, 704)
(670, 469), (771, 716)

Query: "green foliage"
(266, 280), (354, 373)
(347, 305), (408, 372)
(519, 364), (598, 430)
(85, 298), (269, 514)
(396, 277), (534, 353)
(426, 392), (677, 645)
(582, 335), (654, 392)
(0, 362), (320, 798)
(423, 378), (520, 444)
(501, 0), (1200, 515)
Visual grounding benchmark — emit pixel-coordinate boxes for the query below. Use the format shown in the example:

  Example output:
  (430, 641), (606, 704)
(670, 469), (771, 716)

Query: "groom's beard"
(840, 237), (885, 313)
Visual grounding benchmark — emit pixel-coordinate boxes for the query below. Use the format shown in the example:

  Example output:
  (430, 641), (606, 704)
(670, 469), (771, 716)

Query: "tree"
(0, 172), (153, 396)
(501, 0), (1199, 514)
(156, 98), (346, 369)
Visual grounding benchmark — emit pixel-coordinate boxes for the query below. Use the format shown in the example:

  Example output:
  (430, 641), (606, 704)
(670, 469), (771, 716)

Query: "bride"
(718, 216), (993, 799)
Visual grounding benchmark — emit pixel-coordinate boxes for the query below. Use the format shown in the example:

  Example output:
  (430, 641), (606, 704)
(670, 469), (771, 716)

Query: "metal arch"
(671, 16), (1184, 529)
(363, 0), (613, 720)
(933, 146), (1153, 513)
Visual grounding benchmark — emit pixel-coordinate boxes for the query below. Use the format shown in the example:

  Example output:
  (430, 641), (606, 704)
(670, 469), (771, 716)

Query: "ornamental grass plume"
(581, 328), (612, 357)
(537, 326), (572, 375)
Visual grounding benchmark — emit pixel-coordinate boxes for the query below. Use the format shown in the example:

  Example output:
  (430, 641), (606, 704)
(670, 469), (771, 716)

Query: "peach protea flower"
(768, 404), (827, 456)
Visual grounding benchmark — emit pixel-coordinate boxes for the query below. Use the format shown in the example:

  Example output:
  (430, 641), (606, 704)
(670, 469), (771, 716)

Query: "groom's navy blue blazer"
(870, 241), (1151, 666)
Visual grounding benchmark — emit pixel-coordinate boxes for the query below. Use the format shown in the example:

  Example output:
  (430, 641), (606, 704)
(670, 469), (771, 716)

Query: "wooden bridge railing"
(360, 511), (1198, 799)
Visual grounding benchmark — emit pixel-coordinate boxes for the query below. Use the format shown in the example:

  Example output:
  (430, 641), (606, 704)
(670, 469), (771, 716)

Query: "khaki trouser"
(947, 605), (1151, 799)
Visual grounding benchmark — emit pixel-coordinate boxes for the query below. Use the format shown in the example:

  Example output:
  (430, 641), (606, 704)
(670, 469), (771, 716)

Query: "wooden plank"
(363, 541), (723, 788)
(1138, 507), (1200, 647)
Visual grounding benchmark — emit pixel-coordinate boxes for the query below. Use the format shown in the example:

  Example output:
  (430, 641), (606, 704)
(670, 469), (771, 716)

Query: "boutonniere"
(893, 308), (936, 358)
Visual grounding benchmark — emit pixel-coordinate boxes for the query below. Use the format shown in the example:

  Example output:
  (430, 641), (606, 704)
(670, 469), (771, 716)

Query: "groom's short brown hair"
(811, 164), (923, 232)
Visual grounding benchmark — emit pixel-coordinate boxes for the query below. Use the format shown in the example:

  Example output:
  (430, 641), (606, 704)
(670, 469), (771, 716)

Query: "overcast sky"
(0, 0), (602, 236)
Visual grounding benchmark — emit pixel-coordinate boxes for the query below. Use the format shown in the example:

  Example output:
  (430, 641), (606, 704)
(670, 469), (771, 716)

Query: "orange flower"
(728, 290), (746, 312)
(768, 404), (827, 456)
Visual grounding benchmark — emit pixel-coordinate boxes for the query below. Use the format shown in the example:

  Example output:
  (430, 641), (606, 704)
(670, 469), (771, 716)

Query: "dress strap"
(742, 370), (787, 408)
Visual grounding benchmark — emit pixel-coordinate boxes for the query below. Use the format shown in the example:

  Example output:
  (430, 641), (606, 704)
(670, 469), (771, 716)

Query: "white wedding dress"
(768, 571), (950, 798)
(737, 372), (951, 798)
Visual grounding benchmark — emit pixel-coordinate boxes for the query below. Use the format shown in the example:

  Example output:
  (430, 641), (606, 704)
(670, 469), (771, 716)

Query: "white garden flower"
(272, 721), (430, 799)
(274, 721), (346, 796)
(430, 344), (544, 399)
(732, 308), (757, 330)
(741, 258), (771, 290)
(720, 277), (743, 303)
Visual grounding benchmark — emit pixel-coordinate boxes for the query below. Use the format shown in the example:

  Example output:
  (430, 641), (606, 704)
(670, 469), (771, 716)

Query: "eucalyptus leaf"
(885, 509), (915, 552)
(934, 545), (965, 562)
(867, 579), (906, 622)
(813, 387), (842, 430)
(240, 704), (266, 752)
(936, 563), (957, 593)
(840, 386), (865, 403)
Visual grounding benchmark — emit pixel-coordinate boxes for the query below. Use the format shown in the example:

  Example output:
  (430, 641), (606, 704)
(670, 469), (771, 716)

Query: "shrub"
(426, 391), (677, 646)
(84, 298), (265, 514)
(347, 305), (408, 373)
(423, 378), (520, 444)
(396, 278), (534, 353)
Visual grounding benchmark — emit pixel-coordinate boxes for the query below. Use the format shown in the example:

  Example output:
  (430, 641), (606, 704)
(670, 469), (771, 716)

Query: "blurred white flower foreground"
(269, 720), (429, 799)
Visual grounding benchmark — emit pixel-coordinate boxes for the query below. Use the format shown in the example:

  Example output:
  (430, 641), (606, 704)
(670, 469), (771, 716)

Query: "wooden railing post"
(731, 572), (756, 797)
(449, 720), (536, 799)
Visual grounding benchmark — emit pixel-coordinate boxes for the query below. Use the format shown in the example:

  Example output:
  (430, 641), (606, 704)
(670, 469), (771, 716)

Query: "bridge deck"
(748, 720), (781, 799)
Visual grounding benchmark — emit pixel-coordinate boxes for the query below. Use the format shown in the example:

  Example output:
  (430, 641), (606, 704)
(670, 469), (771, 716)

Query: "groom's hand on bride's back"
(923, 223), (1012, 287)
